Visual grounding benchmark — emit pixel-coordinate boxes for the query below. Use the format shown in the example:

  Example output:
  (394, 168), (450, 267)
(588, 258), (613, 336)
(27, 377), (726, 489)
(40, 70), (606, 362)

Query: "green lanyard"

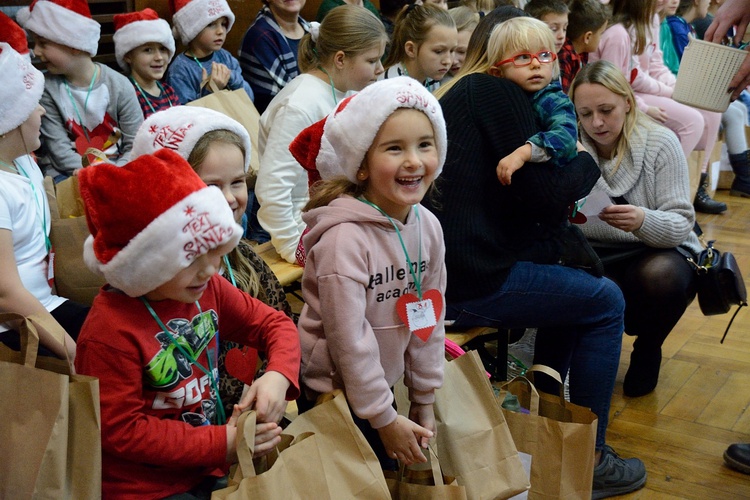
(222, 255), (236, 287)
(359, 198), (423, 299)
(63, 64), (99, 142)
(130, 77), (172, 115)
(317, 66), (339, 105)
(0, 159), (50, 253)
(140, 297), (226, 425)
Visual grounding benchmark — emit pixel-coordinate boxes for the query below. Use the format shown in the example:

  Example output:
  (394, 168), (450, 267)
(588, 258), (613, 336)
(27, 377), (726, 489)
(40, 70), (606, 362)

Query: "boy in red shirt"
(75, 151), (300, 499)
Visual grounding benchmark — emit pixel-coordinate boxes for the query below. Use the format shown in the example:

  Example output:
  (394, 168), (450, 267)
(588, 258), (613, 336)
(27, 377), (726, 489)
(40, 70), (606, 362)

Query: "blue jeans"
(447, 261), (625, 449)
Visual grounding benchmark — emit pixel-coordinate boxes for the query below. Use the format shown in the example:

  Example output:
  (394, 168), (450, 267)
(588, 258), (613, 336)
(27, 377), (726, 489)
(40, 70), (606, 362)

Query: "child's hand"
(225, 404), (283, 462)
(496, 144), (531, 185)
(208, 62), (231, 91)
(377, 415), (433, 465)
(408, 403), (435, 449)
(238, 370), (291, 424)
(646, 106), (668, 123)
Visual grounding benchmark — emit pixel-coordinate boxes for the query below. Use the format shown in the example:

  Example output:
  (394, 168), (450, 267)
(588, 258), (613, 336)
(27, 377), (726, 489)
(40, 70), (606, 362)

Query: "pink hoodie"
(298, 196), (446, 429)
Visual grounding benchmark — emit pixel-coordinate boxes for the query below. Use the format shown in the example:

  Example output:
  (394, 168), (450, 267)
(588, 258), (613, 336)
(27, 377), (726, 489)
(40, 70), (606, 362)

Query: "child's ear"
(404, 41), (418, 59)
(333, 50), (347, 70)
(488, 65), (502, 78)
(583, 30), (593, 45)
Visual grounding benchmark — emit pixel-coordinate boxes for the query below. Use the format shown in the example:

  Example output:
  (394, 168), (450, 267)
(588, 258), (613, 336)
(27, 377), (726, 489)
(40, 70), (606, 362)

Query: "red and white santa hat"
(0, 43), (44, 136)
(0, 12), (32, 62)
(17, 0), (101, 57)
(171, 0), (236, 46)
(113, 8), (175, 71)
(132, 106), (252, 172)
(79, 149), (242, 298)
(289, 76), (447, 184)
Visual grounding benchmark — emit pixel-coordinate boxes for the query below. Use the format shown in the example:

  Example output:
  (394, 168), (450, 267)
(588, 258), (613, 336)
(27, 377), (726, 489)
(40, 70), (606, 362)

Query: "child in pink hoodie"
(289, 76), (447, 470)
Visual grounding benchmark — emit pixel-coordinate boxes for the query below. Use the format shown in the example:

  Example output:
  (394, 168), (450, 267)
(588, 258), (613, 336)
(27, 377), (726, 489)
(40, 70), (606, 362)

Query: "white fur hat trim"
(172, 0), (236, 46)
(17, 1), (100, 56)
(0, 43), (44, 136)
(114, 18), (175, 71)
(83, 186), (241, 297)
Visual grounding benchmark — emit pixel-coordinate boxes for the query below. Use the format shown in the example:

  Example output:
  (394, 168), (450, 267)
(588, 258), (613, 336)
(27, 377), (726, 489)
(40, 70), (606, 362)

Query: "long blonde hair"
(188, 130), (263, 300)
(610, 0), (656, 55)
(568, 60), (641, 174)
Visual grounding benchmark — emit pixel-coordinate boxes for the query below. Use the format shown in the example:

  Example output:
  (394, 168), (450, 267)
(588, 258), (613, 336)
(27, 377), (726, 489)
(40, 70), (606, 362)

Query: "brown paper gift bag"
(186, 84), (261, 177)
(213, 391), (391, 500)
(501, 365), (597, 500)
(385, 445), (468, 500)
(54, 176), (86, 219)
(434, 350), (530, 499)
(0, 312), (101, 499)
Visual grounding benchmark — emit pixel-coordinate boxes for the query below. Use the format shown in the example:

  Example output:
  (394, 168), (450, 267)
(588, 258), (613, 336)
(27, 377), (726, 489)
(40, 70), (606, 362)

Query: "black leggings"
(603, 248), (697, 347)
(0, 300), (90, 356)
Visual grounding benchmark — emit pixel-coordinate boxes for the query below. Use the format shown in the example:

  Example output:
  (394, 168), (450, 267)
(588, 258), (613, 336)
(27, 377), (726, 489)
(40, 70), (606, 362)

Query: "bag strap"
(721, 304), (746, 344)
(0, 312), (39, 367)
(427, 444), (445, 487)
(500, 374), (541, 415)
(235, 410), (258, 480)
(527, 364), (567, 404)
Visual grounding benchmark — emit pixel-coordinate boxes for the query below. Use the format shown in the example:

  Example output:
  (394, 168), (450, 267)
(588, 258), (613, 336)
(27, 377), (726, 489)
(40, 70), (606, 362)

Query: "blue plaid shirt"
(528, 80), (578, 167)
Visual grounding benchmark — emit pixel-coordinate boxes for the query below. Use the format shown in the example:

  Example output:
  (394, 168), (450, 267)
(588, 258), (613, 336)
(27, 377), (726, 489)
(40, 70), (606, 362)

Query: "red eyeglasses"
(494, 50), (557, 68)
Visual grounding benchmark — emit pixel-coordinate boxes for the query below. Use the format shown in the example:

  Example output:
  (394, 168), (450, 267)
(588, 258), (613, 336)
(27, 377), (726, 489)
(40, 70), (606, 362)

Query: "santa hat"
(0, 12), (32, 62)
(113, 9), (175, 71)
(171, 0), (235, 46)
(17, 0), (101, 57)
(0, 43), (44, 136)
(79, 149), (242, 298)
(132, 107), (252, 172)
(289, 76), (447, 184)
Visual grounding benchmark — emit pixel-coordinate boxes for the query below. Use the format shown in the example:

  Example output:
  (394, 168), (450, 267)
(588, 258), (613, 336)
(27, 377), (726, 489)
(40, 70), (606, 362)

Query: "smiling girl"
(291, 77), (447, 470)
(382, 3), (458, 91)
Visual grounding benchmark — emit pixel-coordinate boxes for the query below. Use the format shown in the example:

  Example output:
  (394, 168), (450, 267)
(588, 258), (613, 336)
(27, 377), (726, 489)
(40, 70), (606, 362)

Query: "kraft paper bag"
(186, 84), (261, 176)
(501, 365), (597, 500)
(213, 391), (391, 500)
(385, 445), (467, 500)
(0, 312), (101, 499)
(54, 176), (85, 219)
(50, 216), (106, 306)
(434, 351), (530, 499)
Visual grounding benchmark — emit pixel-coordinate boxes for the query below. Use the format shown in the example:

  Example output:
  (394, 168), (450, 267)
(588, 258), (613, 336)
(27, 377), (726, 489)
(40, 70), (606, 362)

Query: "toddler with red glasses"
(488, 17), (579, 185)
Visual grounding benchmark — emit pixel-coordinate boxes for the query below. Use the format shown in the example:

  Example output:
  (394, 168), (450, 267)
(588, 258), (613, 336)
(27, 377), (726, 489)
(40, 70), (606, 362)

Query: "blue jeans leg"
(447, 261), (624, 449)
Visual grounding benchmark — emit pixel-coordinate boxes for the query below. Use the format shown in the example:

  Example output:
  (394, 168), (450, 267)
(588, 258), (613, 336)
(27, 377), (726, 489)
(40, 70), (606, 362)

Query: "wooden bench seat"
(253, 241), (304, 288)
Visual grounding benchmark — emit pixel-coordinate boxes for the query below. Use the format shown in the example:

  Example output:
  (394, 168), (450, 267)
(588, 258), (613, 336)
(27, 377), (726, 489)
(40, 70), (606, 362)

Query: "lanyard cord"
(63, 64), (99, 142)
(140, 297), (226, 425)
(317, 66), (338, 105)
(359, 199), (423, 299)
(222, 255), (237, 287)
(0, 159), (50, 253)
(130, 77), (172, 115)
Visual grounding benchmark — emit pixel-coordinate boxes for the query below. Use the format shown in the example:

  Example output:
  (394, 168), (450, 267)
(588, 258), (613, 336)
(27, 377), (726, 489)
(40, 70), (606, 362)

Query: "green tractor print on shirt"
(144, 310), (219, 391)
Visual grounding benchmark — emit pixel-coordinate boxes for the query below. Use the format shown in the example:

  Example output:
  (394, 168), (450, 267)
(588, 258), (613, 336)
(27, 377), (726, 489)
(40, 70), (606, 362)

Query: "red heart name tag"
(396, 289), (443, 342)
(224, 346), (259, 386)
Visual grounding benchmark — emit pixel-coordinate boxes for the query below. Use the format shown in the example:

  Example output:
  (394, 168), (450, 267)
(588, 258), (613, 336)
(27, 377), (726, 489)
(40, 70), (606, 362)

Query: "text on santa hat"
(150, 123), (194, 150)
(396, 90), (436, 114)
(182, 209), (234, 260)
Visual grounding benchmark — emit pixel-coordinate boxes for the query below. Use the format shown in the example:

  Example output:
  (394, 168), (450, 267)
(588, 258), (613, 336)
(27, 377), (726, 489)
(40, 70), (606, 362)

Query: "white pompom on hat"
(132, 106), (252, 173)
(0, 43), (45, 136)
(289, 76), (447, 183)
(171, 0), (236, 46)
(79, 149), (242, 298)
(113, 8), (175, 71)
(17, 0), (101, 57)
(0, 12), (32, 62)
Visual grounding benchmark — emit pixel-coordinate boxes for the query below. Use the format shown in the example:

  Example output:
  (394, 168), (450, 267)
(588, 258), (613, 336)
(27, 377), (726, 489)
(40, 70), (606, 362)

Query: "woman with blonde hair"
(570, 60), (700, 398)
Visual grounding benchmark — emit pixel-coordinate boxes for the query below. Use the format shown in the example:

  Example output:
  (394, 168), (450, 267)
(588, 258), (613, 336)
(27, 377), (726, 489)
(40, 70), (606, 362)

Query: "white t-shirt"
(256, 74), (349, 263)
(0, 155), (66, 332)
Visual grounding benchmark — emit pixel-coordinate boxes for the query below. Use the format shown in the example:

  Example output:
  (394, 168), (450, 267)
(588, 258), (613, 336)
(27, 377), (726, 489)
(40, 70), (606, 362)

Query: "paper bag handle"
(527, 364), (567, 403)
(500, 375), (541, 415)
(236, 410), (258, 479)
(0, 312), (39, 367)
(427, 444), (446, 487)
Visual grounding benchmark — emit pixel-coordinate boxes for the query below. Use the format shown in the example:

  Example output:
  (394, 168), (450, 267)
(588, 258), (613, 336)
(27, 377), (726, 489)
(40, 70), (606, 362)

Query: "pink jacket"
(590, 16), (675, 112)
(298, 196), (446, 429)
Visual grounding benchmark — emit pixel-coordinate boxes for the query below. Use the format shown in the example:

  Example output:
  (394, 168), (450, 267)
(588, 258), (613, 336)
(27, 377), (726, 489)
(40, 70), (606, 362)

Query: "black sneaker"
(592, 445), (647, 499)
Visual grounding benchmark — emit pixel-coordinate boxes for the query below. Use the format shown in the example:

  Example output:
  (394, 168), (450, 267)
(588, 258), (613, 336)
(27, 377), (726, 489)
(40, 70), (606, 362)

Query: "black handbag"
(677, 241), (747, 342)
